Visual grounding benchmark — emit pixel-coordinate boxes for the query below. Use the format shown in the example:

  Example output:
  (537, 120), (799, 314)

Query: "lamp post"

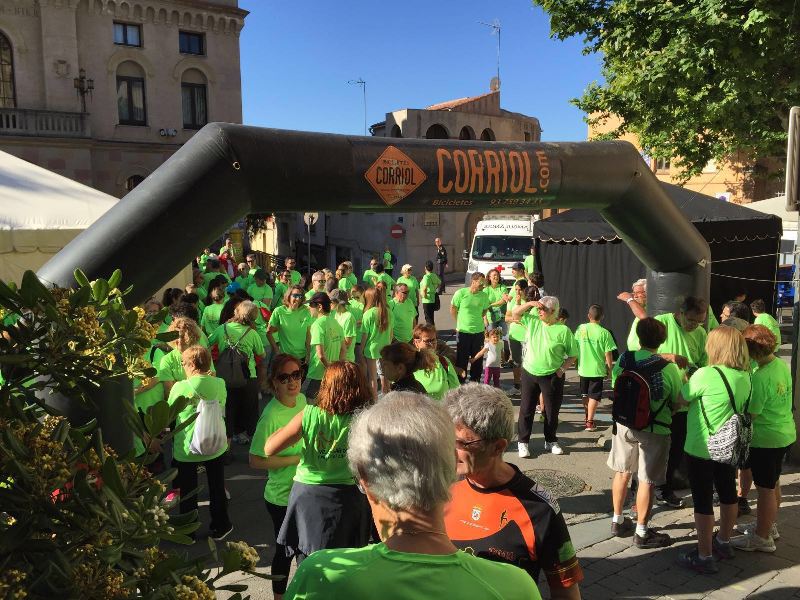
(73, 68), (94, 114)
(347, 78), (367, 136)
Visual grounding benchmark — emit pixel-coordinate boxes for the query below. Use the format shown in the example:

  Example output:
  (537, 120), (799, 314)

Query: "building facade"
(0, 0), (246, 198)
(254, 89), (542, 278)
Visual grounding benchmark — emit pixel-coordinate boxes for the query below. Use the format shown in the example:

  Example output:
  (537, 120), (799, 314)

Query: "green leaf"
(159, 532), (195, 545)
(156, 331), (179, 343)
(101, 455), (126, 497)
(0, 353), (34, 364)
(92, 278), (110, 303)
(216, 584), (249, 592)
(73, 268), (90, 288)
(21, 270), (53, 304)
(107, 269), (122, 290)
(221, 549), (243, 575)
(69, 285), (92, 308)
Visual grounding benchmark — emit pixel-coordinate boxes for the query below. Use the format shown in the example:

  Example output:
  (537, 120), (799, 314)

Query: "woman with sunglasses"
(411, 324), (460, 401)
(268, 285), (313, 364)
(249, 354), (307, 600)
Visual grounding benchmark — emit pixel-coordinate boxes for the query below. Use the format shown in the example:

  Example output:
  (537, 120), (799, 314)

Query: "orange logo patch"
(365, 146), (427, 206)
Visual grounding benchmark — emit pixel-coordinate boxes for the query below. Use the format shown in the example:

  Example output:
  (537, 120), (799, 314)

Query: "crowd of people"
(131, 237), (793, 597)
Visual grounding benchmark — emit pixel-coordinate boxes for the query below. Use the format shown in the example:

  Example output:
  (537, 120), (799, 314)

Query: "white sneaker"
(517, 442), (531, 458)
(730, 531), (776, 553)
(735, 522), (780, 541)
(550, 442), (564, 455)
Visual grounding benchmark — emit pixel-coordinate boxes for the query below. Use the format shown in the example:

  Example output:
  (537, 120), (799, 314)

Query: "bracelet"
(626, 298), (634, 303)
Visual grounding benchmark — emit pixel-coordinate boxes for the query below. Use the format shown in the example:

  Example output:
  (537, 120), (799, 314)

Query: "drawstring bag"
(701, 367), (752, 467)
(189, 393), (227, 456)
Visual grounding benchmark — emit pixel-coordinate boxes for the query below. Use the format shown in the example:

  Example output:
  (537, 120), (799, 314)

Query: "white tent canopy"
(746, 195), (798, 232)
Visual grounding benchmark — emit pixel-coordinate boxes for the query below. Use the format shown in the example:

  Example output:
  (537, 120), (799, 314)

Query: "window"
(0, 31), (15, 108)
(114, 22), (141, 47)
(480, 128), (496, 141)
(425, 124), (449, 139)
(656, 158), (671, 171)
(182, 83), (207, 128)
(471, 236), (529, 261)
(126, 175), (145, 191)
(179, 31), (205, 55)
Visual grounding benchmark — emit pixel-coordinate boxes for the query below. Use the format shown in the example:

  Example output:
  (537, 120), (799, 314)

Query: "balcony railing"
(0, 108), (90, 138)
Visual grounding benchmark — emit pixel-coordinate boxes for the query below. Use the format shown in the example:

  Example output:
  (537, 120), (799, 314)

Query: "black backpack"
(215, 324), (250, 389)
(612, 351), (670, 432)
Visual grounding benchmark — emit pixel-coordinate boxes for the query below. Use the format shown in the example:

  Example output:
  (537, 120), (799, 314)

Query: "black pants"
(456, 331), (484, 382)
(225, 379), (259, 437)
(265, 501), (292, 594)
(174, 454), (230, 533)
(520, 370), (565, 443)
(422, 302), (436, 325)
(687, 454), (737, 515)
(437, 262), (446, 292)
(658, 411), (688, 494)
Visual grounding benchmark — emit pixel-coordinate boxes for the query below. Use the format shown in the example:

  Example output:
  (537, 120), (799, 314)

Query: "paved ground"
(177, 278), (800, 599)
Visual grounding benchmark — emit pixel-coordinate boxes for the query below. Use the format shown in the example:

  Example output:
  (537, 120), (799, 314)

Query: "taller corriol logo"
(364, 146), (427, 206)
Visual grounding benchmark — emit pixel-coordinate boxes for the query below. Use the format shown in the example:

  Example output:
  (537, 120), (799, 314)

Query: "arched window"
(116, 61), (147, 125)
(425, 124), (449, 139)
(459, 126), (475, 140)
(181, 68), (207, 129)
(0, 31), (16, 108)
(389, 124), (402, 138)
(480, 128), (495, 141)
(126, 175), (145, 191)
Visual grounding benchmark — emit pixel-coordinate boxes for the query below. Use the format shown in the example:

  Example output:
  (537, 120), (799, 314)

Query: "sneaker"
(517, 442), (531, 458)
(501, 360), (514, 369)
(611, 517), (634, 537)
(712, 532), (735, 559)
(735, 522), (780, 541)
(210, 524), (234, 541)
(730, 532), (776, 553)
(737, 496), (752, 516)
(508, 387), (521, 398)
(549, 442), (564, 455)
(677, 548), (719, 574)
(585, 420), (597, 432)
(633, 528), (671, 549)
(656, 491), (684, 508)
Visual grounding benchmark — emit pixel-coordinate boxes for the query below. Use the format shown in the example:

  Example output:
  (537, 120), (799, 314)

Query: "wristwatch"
(626, 298), (634, 303)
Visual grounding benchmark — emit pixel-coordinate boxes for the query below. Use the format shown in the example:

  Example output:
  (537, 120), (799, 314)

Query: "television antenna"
(347, 78), (367, 135)
(479, 19), (501, 91)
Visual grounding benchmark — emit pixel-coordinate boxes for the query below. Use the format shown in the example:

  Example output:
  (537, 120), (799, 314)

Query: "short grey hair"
(443, 383), (515, 441)
(632, 278), (647, 290)
(348, 392), (456, 511)
(329, 288), (349, 305)
(540, 295), (560, 315)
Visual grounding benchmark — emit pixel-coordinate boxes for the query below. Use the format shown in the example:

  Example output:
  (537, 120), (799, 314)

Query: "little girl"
(469, 328), (503, 387)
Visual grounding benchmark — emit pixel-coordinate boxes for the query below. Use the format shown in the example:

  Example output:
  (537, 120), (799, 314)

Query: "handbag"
(699, 367), (752, 467)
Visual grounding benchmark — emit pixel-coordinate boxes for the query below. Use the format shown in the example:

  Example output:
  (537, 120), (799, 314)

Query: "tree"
(534, 0), (800, 179)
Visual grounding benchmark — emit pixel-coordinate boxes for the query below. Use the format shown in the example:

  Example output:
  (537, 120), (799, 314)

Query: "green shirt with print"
(754, 313), (781, 351)
(168, 375), (228, 463)
(681, 365), (752, 460)
(334, 309), (358, 362)
(484, 284), (508, 325)
(247, 282), (274, 305)
(507, 296), (527, 342)
(284, 543), (541, 600)
(396, 275), (420, 306)
(611, 350), (682, 435)
(249, 394), (307, 505)
(521, 311), (578, 376)
(361, 306), (393, 359)
(294, 405), (354, 485)
(209, 322), (265, 378)
(308, 314), (344, 380)
(390, 297), (416, 343)
(451, 288), (491, 334)
(413, 356), (460, 401)
(749, 357), (796, 448)
(268, 305), (312, 360)
(420, 273), (441, 304)
(575, 322), (617, 378)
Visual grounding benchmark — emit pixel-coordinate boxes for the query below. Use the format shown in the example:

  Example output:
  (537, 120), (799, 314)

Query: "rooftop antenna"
(479, 19), (501, 90)
(347, 78), (367, 135)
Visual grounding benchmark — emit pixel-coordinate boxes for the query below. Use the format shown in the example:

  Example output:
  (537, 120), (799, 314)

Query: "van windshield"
(471, 236), (530, 261)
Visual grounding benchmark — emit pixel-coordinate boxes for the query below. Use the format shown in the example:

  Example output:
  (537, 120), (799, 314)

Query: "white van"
(463, 215), (536, 285)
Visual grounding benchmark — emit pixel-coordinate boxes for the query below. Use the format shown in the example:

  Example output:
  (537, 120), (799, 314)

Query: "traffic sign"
(390, 224), (405, 239)
(303, 212), (318, 226)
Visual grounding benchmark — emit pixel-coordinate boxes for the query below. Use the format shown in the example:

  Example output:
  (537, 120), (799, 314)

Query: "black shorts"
(745, 446), (790, 489)
(580, 376), (604, 399)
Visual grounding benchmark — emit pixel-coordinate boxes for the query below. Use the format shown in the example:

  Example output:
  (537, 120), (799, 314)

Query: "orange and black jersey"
(444, 464), (583, 590)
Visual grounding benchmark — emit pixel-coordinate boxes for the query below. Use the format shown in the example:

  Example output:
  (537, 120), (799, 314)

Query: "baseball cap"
(512, 262), (525, 270)
(308, 292), (331, 309)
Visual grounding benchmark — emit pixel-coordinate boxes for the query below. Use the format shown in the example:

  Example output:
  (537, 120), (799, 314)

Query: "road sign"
(390, 224), (405, 239)
(303, 212), (318, 226)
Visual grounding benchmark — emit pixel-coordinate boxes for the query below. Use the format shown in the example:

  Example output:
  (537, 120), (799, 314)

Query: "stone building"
(255, 89), (542, 278)
(0, 0), (246, 198)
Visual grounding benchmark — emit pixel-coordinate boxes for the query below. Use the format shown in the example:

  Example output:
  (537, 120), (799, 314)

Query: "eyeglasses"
(275, 370), (302, 384)
(415, 337), (437, 346)
(455, 438), (485, 450)
(290, 293), (303, 299)
(397, 291), (409, 295)
(246, 259), (254, 263)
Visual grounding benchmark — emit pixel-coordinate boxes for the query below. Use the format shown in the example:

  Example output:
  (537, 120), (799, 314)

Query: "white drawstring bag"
(189, 394), (227, 456)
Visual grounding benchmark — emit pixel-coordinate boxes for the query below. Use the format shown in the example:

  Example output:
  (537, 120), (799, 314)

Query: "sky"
(238, 0), (604, 142)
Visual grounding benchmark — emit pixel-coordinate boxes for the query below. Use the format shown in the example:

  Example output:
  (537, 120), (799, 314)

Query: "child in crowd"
(469, 328), (503, 388)
(574, 304), (616, 432)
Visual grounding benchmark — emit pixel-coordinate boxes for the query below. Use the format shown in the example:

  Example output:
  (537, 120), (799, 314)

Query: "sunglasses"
(275, 369), (302, 384)
(290, 293), (303, 299)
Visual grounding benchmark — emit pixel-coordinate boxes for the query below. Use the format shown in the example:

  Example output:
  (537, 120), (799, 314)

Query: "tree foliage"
(534, 0), (800, 179)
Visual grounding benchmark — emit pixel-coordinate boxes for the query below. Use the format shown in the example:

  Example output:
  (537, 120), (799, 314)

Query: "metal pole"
(363, 80), (367, 136)
(307, 221), (312, 279)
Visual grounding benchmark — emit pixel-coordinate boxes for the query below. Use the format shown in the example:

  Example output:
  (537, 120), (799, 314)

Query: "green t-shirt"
(682, 365), (753, 460)
(273, 282), (288, 309)
(308, 314), (345, 380)
(338, 273), (359, 291)
(611, 350), (682, 435)
(294, 405), (354, 485)
(383, 251), (393, 270)
(451, 288), (491, 334)
(396, 275), (420, 306)
(375, 272), (395, 295)
(754, 313), (781, 351)
(420, 273), (441, 304)
(749, 357), (796, 448)
(284, 543), (541, 600)
(168, 375), (228, 463)
(348, 299), (365, 340)
(507, 296), (527, 342)
(362, 306), (394, 359)
(249, 395), (307, 505)
(521, 312), (578, 376)
(484, 284), (508, 325)
(413, 356), (460, 401)
(202, 270), (230, 290)
(362, 269), (378, 286)
(200, 303), (224, 337)
(198, 253), (210, 271)
(707, 310), (720, 331)
(268, 305), (312, 359)
(289, 270), (302, 286)
(626, 317), (641, 352)
(335, 310), (358, 362)
(523, 254), (535, 276)
(235, 274), (251, 291)
(655, 313), (708, 371)
(209, 322), (265, 378)
(390, 297), (417, 343)
(305, 288), (324, 301)
(157, 348), (187, 383)
(247, 282), (274, 304)
(575, 322), (617, 378)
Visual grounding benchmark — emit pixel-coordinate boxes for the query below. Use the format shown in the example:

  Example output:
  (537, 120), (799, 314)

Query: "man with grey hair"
(618, 278), (647, 351)
(443, 384), (583, 599)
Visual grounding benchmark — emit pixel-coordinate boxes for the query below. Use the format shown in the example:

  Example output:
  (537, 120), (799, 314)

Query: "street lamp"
(347, 78), (367, 136)
(73, 68), (94, 114)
